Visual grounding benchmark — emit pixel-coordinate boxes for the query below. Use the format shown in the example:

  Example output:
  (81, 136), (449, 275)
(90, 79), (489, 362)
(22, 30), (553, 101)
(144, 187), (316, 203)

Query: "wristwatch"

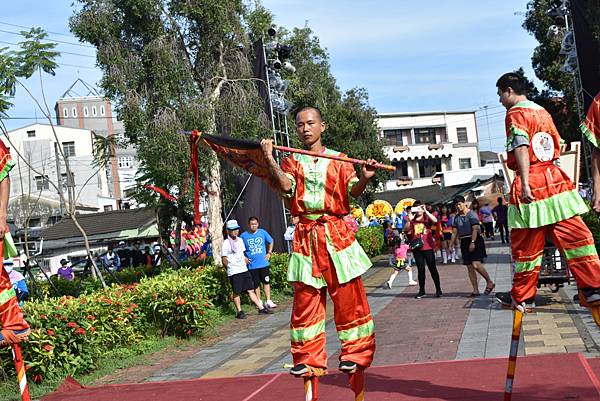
(470, 240), (476, 243)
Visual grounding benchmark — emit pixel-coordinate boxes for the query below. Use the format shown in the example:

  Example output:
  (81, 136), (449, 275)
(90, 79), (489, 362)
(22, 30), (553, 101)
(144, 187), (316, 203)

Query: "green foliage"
(581, 204), (600, 253)
(355, 226), (385, 258)
(0, 253), (292, 384)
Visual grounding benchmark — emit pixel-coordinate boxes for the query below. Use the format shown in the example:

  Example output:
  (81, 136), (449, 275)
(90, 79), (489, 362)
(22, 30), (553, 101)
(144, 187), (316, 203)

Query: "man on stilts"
(494, 72), (600, 322)
(261, 106), (377, 399)
(0, 140), (30, 345)
(581, 91), (600, 214)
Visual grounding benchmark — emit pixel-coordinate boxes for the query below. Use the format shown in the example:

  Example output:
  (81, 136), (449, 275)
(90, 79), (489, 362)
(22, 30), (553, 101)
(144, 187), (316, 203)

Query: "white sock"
(442, 249), (447, 263)
(408, 270), (413, 282)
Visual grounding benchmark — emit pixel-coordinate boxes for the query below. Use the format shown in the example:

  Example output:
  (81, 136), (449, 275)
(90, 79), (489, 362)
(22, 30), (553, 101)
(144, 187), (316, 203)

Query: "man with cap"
(495, 72), (600, 318)
(116, 241), (131, 270)
(221, 219), (272, 318)
(57, 259), (74, 281)
(0, 140), (30, 346)
(3, 260), (28, 306)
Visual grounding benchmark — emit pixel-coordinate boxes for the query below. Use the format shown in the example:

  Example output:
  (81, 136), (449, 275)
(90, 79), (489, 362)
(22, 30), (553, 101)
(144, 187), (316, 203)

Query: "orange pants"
(511, 216), (600, 304)
(290, 256), (375, 370)
(0, 242), (29, 331)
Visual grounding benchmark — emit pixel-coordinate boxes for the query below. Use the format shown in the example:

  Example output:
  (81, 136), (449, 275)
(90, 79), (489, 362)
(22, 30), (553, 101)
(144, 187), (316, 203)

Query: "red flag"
(200, 133), (278, 190)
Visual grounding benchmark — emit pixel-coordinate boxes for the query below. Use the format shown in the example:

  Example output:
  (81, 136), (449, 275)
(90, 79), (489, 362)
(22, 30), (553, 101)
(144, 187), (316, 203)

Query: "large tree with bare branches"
(70, 0), (271, 262)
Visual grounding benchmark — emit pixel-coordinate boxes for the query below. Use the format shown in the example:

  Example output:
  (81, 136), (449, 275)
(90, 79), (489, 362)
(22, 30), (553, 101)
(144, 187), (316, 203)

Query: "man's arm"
(0, 177), (9, 237)
(592, 147), (600, 213)
(221, 256), (229, 268)
(514, 146), (535, 203)
(260, 139), (292, 193)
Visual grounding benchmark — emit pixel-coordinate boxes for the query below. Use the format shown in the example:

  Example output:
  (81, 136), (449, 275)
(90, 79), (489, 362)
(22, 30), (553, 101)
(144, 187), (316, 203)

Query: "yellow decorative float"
(394, 198), (415, 215)
(366, 200), (393, 219)
(351, 206), (364, 220)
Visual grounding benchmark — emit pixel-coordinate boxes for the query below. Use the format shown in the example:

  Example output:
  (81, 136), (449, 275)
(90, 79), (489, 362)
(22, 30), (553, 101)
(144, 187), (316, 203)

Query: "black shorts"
(229, 271), (255, 295)
(443, 232), (453, 241)
(460, 235), (487, 265)
(249, 267), (271, 287)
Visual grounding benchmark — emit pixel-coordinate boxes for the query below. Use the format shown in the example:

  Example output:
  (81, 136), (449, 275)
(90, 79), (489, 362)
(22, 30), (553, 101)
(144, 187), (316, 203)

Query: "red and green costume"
(281, 149), (375, 372)
(0, 141), (30, 344)
(505, 100), (600, 304)
(581, 92), (600, 150)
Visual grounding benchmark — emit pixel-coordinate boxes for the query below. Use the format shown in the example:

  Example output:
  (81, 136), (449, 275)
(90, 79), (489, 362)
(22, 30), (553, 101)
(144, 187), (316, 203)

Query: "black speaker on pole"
(570, 0), (600, 110)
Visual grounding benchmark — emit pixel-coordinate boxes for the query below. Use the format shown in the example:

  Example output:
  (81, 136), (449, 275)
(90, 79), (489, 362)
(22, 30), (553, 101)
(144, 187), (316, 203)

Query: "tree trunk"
(207, 156), (223, 266)
(71, 214), (104, 286)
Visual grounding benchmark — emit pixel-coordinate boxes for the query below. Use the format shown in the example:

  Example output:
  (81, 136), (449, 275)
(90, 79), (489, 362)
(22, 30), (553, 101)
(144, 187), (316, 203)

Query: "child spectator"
(384, 233), (417, 289)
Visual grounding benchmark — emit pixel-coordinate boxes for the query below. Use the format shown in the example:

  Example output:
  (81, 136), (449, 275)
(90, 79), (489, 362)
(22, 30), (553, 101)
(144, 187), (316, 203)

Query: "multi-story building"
(3, 123), (109, 229)
(54, 79), (139, 209)
(377, 111), (500, 189)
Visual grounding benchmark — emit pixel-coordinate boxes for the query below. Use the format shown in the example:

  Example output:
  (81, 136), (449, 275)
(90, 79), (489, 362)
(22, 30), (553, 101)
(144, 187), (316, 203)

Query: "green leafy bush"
(355, 226), (385, 257)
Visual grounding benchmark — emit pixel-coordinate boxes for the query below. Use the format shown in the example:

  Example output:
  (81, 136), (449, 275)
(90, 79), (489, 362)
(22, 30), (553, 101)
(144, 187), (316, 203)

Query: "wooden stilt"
(503, 310), (523, 401)
(591, 306), (600, 328)
(303, 376), (318, 401)
(348, 369), (365, 401)
(11, 343), (30, 401)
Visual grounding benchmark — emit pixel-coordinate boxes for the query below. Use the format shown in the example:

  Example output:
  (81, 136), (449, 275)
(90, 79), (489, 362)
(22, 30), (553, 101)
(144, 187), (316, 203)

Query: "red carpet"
(42, 353), (600, 401)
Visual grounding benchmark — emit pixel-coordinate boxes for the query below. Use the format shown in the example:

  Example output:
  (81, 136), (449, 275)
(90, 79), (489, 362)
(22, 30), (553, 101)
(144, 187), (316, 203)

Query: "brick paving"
(145, 241), (600, 382)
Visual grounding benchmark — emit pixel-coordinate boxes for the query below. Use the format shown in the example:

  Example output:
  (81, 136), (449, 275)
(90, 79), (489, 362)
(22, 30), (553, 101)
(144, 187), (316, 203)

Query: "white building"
(2, 123), (111, 214)
(377, 111), (500, 189)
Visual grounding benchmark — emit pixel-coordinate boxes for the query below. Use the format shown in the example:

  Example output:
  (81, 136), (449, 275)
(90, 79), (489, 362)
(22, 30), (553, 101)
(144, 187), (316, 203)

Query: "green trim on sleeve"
(0, 159), (15, 183)
(505, 125), (530, 151)
(581, 122), (600, 150)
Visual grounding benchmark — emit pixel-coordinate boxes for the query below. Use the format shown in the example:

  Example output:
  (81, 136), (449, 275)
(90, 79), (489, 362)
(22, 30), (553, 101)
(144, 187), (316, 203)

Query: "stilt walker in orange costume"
(261, 107), (377, 398)
(493, 72), (600, 322)
(0, 140), (30, 345)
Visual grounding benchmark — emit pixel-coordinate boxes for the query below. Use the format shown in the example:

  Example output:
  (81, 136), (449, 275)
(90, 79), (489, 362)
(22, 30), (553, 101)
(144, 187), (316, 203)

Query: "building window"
(83, 107), (89, 117)
(72, 107), (77, 118)
(47, 215), (62, 225)
(104, 205), (113, 212)
(414, 128), (436, 144)
(34, 175), (50, 191)
(62, 141), (76, 157)
(457, 127), (468, 143)
(63, 108), (68, 118)
(417, 158), (442, 178)
(28, 218), (41, 227)
(459, 158), (472, 169)
(118, 156), (133, 168)
(392, 160), (409, 178)
(61, 172), (75, 189)
(383, 130), (402, 146)
(92, 106), (97, 117)
(26, 130), (36, 138)
(100, 105), (105, 116)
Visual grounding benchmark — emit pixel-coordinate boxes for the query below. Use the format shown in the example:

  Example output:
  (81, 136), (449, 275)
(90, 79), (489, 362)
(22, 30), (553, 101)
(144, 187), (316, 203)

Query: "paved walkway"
(146, 241), (600, 382)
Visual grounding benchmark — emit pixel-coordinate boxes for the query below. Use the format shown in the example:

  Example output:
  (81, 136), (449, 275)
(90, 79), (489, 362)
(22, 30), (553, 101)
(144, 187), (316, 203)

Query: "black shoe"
(290, 364), (309, 376)
(414, 292), (426, 299)
(236, 311), (247, 319)
(339, 360), (358, 373)
(384, 282), (391, 289)
(582, 288), (600, 305)
(436, 291), (443, 298)
(495, 292), (513, 307)
(259, 307), (273, 315)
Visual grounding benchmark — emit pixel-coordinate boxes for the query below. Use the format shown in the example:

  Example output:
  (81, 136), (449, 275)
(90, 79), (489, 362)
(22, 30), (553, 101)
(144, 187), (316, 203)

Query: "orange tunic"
(581, 92), (600, 150)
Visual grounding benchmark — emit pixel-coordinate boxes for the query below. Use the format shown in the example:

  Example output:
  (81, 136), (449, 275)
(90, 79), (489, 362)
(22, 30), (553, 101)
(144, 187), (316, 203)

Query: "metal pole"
(53, 142), (64, 216)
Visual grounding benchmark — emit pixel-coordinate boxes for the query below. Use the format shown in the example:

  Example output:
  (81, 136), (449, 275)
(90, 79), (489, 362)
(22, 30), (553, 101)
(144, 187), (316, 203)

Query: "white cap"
(225, 220), (240, 230)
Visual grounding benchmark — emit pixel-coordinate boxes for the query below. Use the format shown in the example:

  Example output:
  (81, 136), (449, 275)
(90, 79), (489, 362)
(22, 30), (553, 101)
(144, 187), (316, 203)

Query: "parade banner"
(366, 200), (393, 219)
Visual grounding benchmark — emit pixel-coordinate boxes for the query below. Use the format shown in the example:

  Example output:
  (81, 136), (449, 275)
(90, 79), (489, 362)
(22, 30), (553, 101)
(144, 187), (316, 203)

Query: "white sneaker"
(408, 280), (418, 286)
(266, 299), (277, 309)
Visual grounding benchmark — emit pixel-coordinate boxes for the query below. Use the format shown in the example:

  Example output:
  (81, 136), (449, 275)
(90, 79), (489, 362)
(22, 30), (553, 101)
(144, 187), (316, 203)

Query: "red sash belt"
(299, 214), (342, 278)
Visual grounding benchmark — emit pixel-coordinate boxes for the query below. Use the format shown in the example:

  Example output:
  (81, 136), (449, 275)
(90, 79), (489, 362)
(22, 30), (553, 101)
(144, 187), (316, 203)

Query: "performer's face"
(497, 87), (514, 109)
(296, 109), (325, 148)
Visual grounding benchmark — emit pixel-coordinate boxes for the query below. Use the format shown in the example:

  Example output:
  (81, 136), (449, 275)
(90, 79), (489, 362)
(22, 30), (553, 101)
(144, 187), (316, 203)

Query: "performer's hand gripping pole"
(503, 310), (523, 401)
(349, 369), (365, 401)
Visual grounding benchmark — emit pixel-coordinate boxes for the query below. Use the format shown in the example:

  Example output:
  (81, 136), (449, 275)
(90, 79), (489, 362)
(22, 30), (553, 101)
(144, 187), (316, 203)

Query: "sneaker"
(495, 292), (531, 312)
(236, 311), (247, 319)
(408, 280), (418, 286)
(414, 292), (426, 299)
(0, 328), (30, 346)
(266, 299), (278, 309)
(384, 281), (392, 289)
(339, 360), (358, 373)
(290, 364), (309, 376)
(495, 292), (513, 307)
(436, 291), (443, 298)
(583, 288), (600, 305)
(259, 307), (274, 315)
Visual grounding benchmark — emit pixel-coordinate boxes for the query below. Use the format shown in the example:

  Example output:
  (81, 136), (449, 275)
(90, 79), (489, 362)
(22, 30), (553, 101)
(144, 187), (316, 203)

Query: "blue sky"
(1, 1), (540, 152)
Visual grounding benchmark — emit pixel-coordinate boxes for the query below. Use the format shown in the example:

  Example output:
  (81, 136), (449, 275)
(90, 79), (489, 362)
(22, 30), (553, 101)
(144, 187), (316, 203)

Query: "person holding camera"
(404, 200), (442, 298)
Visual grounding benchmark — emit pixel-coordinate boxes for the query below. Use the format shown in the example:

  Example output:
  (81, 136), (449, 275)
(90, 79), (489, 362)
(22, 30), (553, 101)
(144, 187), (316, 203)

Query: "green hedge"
(0, 254), (291, 382)
(354, 226), (385, 257)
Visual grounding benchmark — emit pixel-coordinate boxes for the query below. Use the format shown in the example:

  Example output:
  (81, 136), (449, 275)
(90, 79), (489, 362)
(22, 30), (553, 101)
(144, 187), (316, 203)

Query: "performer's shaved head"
(295, 106), (323, 122)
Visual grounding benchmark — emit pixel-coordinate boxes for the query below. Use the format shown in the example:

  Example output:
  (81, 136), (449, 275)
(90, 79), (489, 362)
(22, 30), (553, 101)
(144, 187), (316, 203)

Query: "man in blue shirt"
(240, 217), (276, 308)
